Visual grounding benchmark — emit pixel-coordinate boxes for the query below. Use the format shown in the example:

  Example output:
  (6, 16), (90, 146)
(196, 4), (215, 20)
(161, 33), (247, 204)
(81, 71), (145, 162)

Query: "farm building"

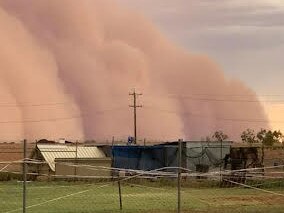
(29, 143), (111, 179)
(226, 144), (284, 175)
(112, 145), (178, 171)
(112, 141), (233, 173)
(184, 141), (232, 172)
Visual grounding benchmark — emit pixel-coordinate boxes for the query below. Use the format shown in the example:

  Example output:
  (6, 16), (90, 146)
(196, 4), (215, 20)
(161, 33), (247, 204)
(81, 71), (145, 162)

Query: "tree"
(241, 129), (283, 146)
(256, 129), (283, 146)
(241, 129), (258, 145)
(212, 131), (228, 142)
(240, 128), (283, 165)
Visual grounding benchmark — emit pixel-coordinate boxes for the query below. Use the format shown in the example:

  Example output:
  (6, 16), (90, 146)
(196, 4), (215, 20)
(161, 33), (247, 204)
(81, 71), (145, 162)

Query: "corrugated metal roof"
(37, 144), (106, 171)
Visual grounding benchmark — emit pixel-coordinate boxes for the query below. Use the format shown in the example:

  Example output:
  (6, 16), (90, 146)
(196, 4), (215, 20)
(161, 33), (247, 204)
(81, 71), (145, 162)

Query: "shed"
(112, 145), (178, 171)
(112, 141), (233, 174)
(30, 143), (110, 179)
(185, 141), (232, 172)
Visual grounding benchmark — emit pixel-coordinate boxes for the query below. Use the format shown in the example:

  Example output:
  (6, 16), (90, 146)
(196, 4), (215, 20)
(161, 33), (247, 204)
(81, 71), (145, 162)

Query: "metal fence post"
(23, 139), (27, 213)
(112, 136), (115, 146)
(178, 139), (182, 213)
(220, 140), (223, 184)
(74, 141), (78, 179)
(118, 173), (123, 210)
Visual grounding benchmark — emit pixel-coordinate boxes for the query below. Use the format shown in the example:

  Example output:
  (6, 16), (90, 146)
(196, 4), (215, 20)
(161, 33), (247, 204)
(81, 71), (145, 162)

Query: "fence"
(1, 141), (284, 213)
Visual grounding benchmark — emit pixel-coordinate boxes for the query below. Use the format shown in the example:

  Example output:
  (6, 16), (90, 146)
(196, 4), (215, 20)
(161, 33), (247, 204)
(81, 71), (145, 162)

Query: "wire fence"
(1, 143), (284, 213)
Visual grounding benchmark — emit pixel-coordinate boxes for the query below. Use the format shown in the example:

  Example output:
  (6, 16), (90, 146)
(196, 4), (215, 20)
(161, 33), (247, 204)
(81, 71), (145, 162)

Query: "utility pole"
(23, 139), (27, 213)
(129, 89), (142, 144)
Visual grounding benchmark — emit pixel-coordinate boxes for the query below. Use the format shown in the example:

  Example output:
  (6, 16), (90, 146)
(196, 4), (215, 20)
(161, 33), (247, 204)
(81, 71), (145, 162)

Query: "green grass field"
(1, 181), (284, 213)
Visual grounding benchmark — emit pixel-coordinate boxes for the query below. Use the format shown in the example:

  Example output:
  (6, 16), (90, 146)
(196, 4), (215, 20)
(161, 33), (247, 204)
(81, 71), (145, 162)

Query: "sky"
(118, 0), (284, 131)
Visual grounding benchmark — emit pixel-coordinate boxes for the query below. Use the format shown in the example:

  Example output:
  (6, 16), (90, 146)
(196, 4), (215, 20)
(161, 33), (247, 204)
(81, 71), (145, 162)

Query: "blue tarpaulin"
(112, 145), (177, 171)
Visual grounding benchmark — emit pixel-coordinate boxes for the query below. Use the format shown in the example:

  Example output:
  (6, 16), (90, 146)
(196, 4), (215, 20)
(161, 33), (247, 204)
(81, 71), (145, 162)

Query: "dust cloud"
(0, 0), (268, 142)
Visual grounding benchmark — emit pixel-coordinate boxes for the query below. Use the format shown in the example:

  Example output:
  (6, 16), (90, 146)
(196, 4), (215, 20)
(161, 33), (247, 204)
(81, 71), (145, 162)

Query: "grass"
(0, 181), (284, 213)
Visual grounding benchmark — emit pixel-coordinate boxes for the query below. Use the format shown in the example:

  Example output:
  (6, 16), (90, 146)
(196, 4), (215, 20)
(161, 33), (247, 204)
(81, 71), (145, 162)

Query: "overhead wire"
(2, 92), (284, 108)
(159, 95), (284, 104)
(0, 93), (283, 125)
(144, 106), (284, 124)
(0, 101), (71, 108)
(144, 93), (284, 104)
(0, 114), (83, 124)
(0, 106), (128, 124)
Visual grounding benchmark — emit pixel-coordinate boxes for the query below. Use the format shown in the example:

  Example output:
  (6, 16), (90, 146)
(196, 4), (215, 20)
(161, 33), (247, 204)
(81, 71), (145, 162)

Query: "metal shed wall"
(112, 145), (178, 171)
(186, 141), (232, 172)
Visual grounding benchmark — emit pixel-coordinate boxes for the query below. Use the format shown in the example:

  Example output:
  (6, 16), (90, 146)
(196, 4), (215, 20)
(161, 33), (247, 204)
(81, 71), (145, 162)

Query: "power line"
(169, 93), (284, 98)
(1, 92), (284, 108)
(0, 102), (71, 108)
(166, 94), (284, 103)
(0, 107), (128, 124)
(0, 115), (82, 124)
(145, 92), (284, 97)
(144, 93), (284, 104)
(0, 99), (280, 125)
(144, 106), (284, 124)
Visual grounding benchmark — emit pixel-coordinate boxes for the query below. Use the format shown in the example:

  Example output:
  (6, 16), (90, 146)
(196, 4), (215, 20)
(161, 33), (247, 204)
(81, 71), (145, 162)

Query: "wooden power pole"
(129, 89), (142, 144)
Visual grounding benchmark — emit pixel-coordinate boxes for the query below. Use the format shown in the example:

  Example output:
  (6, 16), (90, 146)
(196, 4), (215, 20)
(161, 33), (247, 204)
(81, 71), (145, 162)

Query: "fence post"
(74, 140), (78, 179)
(177, 139), (183, 213)
(118, 173), (123, 210)
(23, 139), (27, 213)
(220, 140), (223, 184)
(112, 136), (115, 146)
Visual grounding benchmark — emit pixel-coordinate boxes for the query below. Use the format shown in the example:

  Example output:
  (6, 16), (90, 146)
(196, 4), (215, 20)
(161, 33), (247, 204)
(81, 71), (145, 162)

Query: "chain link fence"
(1, 142), (284, 213)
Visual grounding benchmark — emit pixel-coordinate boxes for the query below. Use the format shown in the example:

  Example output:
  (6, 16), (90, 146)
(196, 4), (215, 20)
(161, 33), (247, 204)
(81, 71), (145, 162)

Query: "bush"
(0, 172), (36, 181)
(0, 172), (23, 181)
